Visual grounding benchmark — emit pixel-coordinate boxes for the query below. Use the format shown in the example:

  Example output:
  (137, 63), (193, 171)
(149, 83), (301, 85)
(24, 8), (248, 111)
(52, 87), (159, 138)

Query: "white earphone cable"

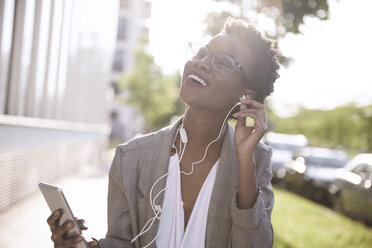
(180, 101), (241, 175)
(132, 99), (243, 247)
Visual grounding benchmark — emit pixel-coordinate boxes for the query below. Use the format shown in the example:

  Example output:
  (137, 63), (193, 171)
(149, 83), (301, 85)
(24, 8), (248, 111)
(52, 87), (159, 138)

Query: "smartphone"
(39, 182), (88, 248)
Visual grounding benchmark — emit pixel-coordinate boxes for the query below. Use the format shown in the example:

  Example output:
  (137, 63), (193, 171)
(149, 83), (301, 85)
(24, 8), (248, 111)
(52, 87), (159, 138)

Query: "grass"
(272, 187), (372, 248)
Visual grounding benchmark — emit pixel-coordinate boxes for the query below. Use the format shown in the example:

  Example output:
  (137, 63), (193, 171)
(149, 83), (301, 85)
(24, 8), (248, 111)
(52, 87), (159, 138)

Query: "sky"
(148, 0), (372, 117)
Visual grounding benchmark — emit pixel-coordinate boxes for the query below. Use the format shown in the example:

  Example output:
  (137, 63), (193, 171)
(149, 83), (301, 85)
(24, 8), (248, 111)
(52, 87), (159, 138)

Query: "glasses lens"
(188, 43), (208, 61)
(185, 43), (239, 76)
(212, 54), (237, 75)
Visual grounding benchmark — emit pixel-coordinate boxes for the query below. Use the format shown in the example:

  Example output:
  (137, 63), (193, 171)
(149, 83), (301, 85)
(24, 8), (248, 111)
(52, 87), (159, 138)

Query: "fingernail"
(77, 236), (83, 241)
(68, 222), (74, 227)
(54, 210), (60, 216)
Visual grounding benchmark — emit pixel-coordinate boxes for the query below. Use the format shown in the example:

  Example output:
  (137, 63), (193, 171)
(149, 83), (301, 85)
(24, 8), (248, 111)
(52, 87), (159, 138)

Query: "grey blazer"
(98, 118), (274, 248)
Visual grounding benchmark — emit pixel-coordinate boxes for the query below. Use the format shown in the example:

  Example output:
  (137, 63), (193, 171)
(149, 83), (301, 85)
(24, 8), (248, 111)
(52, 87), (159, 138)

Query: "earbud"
(234, 94), (247, 108)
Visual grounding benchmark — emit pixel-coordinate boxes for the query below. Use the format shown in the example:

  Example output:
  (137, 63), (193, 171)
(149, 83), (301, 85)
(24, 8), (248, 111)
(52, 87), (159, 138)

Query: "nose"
(194, 54), (212, 72)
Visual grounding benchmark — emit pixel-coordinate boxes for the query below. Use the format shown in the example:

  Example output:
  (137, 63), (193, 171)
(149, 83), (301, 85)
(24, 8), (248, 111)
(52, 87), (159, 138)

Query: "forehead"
(206, 34), (250, 66)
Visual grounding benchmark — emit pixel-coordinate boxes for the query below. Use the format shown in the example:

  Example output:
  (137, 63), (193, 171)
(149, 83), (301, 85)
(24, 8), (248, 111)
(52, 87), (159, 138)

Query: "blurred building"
(110, 0), (151, 143)
(0, 0), (119, 213)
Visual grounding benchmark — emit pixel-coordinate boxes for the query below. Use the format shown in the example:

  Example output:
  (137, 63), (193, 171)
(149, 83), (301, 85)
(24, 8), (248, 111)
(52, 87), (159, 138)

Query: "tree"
(204, 0), (331, 65)
(360, 105), (372, 152)
(270, 104), (372, 154)
(205, 0), (329, 37)
(118, 37), (181, 131)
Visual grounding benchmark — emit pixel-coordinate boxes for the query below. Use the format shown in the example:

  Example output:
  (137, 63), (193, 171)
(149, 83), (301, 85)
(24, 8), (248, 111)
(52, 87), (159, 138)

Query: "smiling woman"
(46, 17), (280, 248)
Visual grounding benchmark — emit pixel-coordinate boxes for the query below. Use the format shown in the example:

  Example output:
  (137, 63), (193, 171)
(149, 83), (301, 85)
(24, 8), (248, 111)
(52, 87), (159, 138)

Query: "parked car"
(263, 132), (308, 183)
(328, 153), (372, 224)
(284, 147), (349, 204)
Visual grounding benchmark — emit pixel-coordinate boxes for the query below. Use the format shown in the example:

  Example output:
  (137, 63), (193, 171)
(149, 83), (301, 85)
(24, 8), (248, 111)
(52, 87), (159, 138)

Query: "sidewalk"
(0, 150), (115, 248)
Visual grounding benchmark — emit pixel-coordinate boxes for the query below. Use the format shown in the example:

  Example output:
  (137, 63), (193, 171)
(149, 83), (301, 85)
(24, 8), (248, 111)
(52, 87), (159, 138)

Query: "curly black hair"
(221, 17), (280, 103)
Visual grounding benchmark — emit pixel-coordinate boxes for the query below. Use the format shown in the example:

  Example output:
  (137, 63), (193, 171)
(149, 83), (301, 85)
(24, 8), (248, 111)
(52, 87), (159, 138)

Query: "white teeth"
(188, 74), (207, 86)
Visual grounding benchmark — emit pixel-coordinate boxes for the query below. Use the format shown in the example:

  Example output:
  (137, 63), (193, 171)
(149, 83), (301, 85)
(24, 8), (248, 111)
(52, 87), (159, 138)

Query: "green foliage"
(118, 37), (182, 130)
(273, 187), (372, 248)
(269, 104), (372, 154)
(204, 11), (237, 37)
(204, 0), (329, 37)
(204, 0), (331, 66)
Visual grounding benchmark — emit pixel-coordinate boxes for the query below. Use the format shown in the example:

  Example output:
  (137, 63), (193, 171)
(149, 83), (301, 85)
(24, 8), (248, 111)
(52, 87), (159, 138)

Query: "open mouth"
(187, 74), (207, 87)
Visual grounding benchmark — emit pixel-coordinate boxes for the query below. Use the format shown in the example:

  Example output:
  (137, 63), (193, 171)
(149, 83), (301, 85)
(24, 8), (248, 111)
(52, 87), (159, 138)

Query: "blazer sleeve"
(98, 147), (136, 248)
(229, 146), (274, 248)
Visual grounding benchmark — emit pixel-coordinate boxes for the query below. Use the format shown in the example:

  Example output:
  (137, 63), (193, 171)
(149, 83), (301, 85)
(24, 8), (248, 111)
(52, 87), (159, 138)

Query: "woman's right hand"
(47, 209), (99, 248)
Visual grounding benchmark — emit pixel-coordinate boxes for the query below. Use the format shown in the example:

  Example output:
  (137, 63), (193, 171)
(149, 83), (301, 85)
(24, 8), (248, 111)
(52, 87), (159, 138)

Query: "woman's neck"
(182, 107), (228, 147)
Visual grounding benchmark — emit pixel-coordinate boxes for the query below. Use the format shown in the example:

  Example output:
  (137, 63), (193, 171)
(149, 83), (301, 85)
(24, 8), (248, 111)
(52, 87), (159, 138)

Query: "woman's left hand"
(232, 97), (268, 158)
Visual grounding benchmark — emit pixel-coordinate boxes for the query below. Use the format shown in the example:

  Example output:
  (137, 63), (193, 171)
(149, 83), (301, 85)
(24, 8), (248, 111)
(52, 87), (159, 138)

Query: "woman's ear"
(244, 89), (256, 100)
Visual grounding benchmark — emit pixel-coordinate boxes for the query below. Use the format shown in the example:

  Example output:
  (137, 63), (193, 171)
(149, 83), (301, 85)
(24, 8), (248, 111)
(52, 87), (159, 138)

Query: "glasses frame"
(188, 42), (250, 83)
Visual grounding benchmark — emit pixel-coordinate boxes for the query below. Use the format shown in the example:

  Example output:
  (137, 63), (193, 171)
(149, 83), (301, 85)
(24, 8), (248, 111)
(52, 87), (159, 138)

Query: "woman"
(47, 17), (280, 248)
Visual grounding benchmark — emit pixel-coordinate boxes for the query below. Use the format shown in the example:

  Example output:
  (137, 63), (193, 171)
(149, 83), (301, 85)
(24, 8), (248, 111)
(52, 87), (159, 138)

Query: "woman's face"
(180, 33), (252, 114)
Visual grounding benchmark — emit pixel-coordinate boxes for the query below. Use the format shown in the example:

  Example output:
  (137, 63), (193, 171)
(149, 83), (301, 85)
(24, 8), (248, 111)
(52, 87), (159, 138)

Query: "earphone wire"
(178, 120), (187, 162)
(131, 120), (185, 246)
(131, 100), (242, 247)
(179, 102), (239, 175)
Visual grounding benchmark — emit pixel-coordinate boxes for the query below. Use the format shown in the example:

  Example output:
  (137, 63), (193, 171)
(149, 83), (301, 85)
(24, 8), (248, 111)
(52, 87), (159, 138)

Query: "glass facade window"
(117, 18), (127, 40)
(7, 0), (36, 116)
(1, 0), (119, 123)
(54, 0), (72, 120)
(120, 0), (130, 9)
(144, 1), (151, 18)
(142, 27), (149, 40)
(113, 48), (124, 71)
(26, 0), (52, 117)
(41, 0), (63, 119)
(0, 0), (15, 114)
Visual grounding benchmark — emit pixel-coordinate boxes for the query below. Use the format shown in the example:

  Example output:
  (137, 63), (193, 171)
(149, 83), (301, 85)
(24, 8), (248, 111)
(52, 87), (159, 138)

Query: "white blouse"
(156, 154), (219, 248)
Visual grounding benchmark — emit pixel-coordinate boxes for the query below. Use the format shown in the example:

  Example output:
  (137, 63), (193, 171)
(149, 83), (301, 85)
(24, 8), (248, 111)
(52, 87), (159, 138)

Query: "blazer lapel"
(139, 118), (182, 247)
(205, 124), (239, 247)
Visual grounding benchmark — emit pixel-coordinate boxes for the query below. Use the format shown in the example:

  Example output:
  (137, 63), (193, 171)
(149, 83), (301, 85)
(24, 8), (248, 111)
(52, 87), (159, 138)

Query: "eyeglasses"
(186, 42), (249, 81)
